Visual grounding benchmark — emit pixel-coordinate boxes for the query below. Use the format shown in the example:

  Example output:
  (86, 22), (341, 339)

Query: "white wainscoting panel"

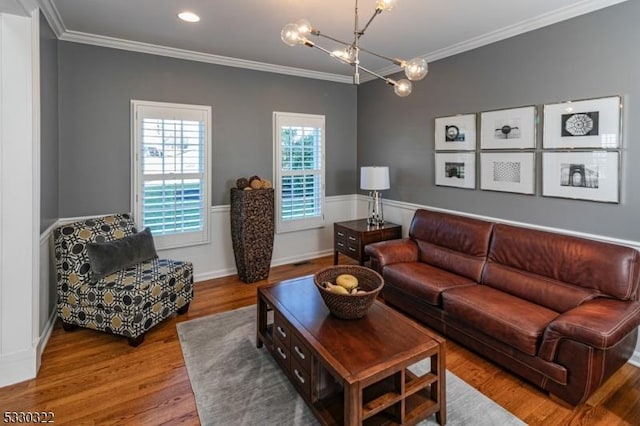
(158, 194), (360, 283)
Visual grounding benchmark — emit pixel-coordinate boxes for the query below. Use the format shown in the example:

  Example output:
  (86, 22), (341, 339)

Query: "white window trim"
(273, 111), (325, 234)
(131, 100), (211, 250)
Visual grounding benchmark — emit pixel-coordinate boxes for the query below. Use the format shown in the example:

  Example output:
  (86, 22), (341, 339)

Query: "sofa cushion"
(384, 262), (477, 306)
(443, 285), (558, 356)
(486, 224), (640, 301)
(409, 209), (493, 282)
(482, 263), (598, 313)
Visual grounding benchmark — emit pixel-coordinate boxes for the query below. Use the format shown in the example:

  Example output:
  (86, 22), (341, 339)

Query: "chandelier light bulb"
(376, 0), (399, 11)
(394, 79), (412, 97)
(281, 23), (301, 46)
(295, 18), (313, 36)
(404, 57), (428, 81)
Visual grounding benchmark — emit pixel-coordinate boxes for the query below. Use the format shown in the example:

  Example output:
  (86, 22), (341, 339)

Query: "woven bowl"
(313, 265), (384, 319)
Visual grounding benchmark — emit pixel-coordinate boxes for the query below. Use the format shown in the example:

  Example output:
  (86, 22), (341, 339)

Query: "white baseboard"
(0, 348), (37, 387)
(629, 351), (640, 368)
(35, 309), (56, 371)
(0, 310), (54, 387)
(193, 249), (334, 283)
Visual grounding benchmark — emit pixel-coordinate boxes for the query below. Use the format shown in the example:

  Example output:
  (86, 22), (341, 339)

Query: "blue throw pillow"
(86, 227), (158, 283)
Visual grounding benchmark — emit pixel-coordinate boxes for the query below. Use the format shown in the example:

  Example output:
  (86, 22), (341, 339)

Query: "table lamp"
(361, 166), (390, 226)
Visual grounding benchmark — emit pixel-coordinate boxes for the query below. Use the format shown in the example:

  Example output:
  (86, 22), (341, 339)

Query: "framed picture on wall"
(480, 152), (535, 194)
(543, 96), (621, 149)
(480, 106), (536, 149)
(435, 152), (476, 189)
(434, 114), (476, 151)
(542, 151), (619, 203)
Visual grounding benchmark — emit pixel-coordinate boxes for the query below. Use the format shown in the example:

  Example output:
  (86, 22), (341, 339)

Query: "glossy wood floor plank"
(0, 254), (638, 425)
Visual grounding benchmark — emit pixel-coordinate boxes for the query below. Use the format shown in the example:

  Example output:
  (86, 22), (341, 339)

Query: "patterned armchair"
(54, 213), (194, 346)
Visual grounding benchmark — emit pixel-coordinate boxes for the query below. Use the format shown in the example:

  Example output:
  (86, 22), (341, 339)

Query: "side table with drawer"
(333, 219), (402, 265)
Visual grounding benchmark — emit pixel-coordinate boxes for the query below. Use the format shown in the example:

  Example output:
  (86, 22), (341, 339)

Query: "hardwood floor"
(1, 255), (638, 425)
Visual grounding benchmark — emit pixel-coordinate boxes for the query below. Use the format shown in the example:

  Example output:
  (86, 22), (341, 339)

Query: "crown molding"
(59, 30), (353, 84)
(37, 0), (627, 84)
(367, 0), (630, 81)
(35, 0), (65, 36)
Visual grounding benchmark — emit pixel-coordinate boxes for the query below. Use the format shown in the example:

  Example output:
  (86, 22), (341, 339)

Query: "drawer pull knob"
(294, 369), (305, 384)
(294, 345), (306, 360)
(277, 326), (287, 338)
(348, 247), (356, 252)
(277, 347), (287, 360)
(337, 242), (344, 247)
(348, 236), (357, 241)
(337, 231), (344, 237)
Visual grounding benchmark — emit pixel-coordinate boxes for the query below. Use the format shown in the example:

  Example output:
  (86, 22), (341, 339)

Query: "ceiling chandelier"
(280, 0), (428, 97)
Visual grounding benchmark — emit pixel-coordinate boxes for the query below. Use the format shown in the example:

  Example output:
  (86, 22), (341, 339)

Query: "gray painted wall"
(39, 12), (58, 232)
(358, 1), (639, 241)
(58, 43), (357, 216)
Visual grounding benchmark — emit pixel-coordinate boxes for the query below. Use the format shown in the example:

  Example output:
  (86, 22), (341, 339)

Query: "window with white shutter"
(273, 112), (325, 233)
(132, 100), (211, 249)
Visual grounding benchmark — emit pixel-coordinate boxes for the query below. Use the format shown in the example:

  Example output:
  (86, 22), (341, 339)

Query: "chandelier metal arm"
(356, 64), (394, 85)
(305, 37), (392, 86)
(305, 40), (353, 67)
(359, 8), (382, 38)
(357, 45), (403, 66)
(313, 31), (402, 67)
(314, 31), (352, 48)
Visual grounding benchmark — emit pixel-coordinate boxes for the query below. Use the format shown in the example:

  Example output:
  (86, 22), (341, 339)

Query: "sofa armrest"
(364, 239), (418, 272)
(539, 298), (640, 361)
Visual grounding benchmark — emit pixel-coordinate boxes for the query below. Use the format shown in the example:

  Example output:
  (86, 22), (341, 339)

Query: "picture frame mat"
(542, 151), (619, 203)
(434, 114), (477, 151)
(480, 152), (535, 194)
(543, 96), (621, 149)
(435, 152), (476, 189)
(480, 106), (536, 149)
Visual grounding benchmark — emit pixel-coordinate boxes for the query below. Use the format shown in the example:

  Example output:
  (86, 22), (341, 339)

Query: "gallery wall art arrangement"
(433, 95), (621, 203)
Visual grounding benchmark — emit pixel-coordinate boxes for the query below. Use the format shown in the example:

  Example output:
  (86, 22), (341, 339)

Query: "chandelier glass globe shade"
(281, 23), (301, 46)
(404, 57), (428, 81)
(394, 79), (412, 97)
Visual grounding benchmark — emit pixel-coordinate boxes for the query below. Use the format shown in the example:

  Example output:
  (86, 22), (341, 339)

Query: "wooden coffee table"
(257, 276), (446, 425)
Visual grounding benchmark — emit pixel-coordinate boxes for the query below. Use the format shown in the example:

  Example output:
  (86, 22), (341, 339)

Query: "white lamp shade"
(361, 166), (390, 190)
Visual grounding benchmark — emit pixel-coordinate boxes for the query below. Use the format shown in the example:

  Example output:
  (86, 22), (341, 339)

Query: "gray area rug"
(177, 305), (526, 426)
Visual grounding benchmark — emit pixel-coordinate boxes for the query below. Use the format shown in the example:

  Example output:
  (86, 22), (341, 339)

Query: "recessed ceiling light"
(178, 11), (200, 23)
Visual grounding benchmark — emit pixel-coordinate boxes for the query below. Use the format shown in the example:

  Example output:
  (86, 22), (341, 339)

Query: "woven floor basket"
(313, 265), (384, 319)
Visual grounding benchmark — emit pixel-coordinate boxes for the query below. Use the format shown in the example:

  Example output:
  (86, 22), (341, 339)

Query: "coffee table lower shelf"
(310, 368), (441, 426)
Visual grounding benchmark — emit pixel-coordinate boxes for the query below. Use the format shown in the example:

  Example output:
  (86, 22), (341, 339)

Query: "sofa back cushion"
(409, 209), (494, 282)
(483, 224), (640, 312)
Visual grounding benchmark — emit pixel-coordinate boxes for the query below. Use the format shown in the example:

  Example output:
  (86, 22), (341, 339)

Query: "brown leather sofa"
(365, 209), (640, 405)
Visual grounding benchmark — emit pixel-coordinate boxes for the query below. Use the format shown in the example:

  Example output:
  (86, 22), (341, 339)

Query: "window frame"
(273, 111), (326, 233)
(131, 100), (212, 250)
